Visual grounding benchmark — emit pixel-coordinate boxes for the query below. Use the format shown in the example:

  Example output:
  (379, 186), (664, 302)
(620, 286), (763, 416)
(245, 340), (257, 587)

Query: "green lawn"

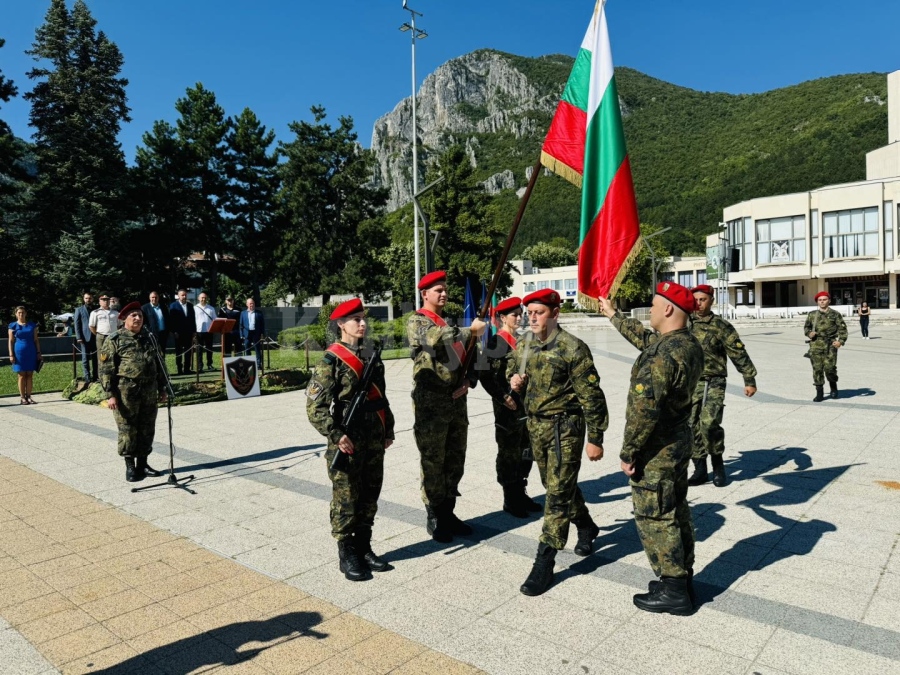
(1, 347), (411, 398)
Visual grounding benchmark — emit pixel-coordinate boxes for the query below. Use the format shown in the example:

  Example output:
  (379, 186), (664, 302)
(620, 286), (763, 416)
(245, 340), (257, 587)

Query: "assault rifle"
(330, 345), (383, 472)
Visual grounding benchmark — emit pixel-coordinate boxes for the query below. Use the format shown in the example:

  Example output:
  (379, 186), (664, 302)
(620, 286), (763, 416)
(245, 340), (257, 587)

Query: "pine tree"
(223, 107), (279, 301)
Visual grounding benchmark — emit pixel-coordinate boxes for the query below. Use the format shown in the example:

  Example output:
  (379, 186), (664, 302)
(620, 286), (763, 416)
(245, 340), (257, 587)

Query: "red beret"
(523, 289), (561, 307)
(691, 284), (715, 297)
(418, 270), (447, 290)
(118, 301), (142, 320)
(656, 282), (696, 314)
(330, 298), (364, 320)
(814, 291), (830, 300)
(494, 297), (522, 315)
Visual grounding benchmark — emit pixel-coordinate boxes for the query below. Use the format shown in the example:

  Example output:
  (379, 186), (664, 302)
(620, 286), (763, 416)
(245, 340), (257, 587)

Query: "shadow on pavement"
(832, 387), (876, 399)
(174, 444), (324, 474)
(89, 611), (326, 674)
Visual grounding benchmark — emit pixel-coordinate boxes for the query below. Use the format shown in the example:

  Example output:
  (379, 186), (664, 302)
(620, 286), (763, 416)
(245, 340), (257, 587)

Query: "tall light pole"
(642, 227), (671, 292)
(400, 1), (427, 308)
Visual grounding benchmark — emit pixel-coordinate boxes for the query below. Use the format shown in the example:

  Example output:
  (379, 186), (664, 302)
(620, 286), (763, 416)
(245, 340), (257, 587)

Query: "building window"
(811, 210), (819, 265)
(537, 280), (549, 290)
(551, 279), (563, 291)
(756, 215), (806, 264)
(658, 271), (675, 283)
(565, 278), (576, 290)
(696, 270), (707, 284)
(823, 207), (878, 259)
(678, 271), (693, 287)
(524, 282), (535, 292)
(885, 202), (894, 261)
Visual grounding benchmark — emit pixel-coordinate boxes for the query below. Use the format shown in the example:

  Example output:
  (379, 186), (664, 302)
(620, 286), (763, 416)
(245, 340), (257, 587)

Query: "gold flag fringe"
(540, 151), (583, 189)
(578, 236), (643, 311)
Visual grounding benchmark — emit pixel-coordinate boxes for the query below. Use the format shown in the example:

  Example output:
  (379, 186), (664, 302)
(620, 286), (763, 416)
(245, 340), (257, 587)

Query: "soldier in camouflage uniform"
(686, 285), (757, 487)
(477, 296), (542, 518)
(804, 291), (848, 402)
(100, 302), (167, 483)
(599, 283), (704, 615)
(306, 298), (395, 582)
(509, 289), (608, 597)
(407, 271), (486, 543)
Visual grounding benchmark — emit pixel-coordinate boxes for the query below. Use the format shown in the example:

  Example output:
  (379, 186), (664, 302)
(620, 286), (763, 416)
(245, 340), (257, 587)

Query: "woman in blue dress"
(8, 306), (42, 405)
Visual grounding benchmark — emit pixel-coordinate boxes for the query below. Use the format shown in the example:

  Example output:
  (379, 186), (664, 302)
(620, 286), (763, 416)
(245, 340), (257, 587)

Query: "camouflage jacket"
(406, 311), (475, 391)
(690, 313), (757, 385)
(477, 329), (518, 404)
(506, 326), (608, 445)
(306, 341), (394, 446)
(803, 308), (848, 346)
(99, 329), (166, 398)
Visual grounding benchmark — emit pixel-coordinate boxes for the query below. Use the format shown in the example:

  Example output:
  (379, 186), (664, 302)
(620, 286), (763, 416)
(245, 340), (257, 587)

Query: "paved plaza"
(1, 316), (900, 674)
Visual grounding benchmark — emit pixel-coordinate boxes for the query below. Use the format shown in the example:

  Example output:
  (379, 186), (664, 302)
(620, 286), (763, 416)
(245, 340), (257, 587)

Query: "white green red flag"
(540, 0), (640, 302)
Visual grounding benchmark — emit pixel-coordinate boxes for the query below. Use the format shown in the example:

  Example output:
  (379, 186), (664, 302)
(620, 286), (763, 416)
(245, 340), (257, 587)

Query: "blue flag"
(463, 278), (476, 328)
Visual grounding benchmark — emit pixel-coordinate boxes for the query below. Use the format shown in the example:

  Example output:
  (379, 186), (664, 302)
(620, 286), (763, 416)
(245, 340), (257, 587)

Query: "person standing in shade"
(168, 289), (196, 375)
(89, 294), (119, 355)
(477, 296), (542, 518)
(141, 291), (170, 358)
(194, 292), (217, 372)
(306, 299), (395, 581)
(74, 292), (97, 383)
(219, 295), (242, 356)
(240, 298), (266, 368)
(100, 302), (167, 483)
(858, 301), (871, 340)
(599, 283), (704, 615)
(406, 271), (486, 543)
(685, 284), (757, 488)
(805, 291), (848, 401)
(8, 306), (42, 405)
(509, 289), (608, 597)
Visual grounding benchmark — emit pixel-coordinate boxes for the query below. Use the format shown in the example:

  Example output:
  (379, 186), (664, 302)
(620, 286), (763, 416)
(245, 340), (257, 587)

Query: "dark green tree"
(23, 0), (130, 309)
(274, 106), (389, 304)
(223, 107), (279, 300)
(520, 241), (577, 268)
(423, 145), (512, 316)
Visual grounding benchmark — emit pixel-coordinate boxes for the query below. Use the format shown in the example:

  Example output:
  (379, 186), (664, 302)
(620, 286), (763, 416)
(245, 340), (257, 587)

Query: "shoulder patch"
(587, 373), (598, 385)
(306, 380), (324, 400)
(735, 341), (743, 349)
(635, 383), (644, 394)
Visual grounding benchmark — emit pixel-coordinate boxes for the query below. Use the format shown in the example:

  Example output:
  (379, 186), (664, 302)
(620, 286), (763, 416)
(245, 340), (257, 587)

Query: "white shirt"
(89, 309), (119, 336)
(248, 311), (256, 330)
(195, 304), (216, 332)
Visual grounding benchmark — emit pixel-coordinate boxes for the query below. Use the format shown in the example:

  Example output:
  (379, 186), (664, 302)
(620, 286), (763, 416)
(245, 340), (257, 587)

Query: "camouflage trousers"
(809, 343), (839, 386)
(630, 425), (695, 578)
(689, 377), (726, 460)
(493, 401), (533, 486)
(325, 433), (385, 541)
(527, 413), (592, 551)
(412, 386), (468, 508)
(112, 378), (159, 458)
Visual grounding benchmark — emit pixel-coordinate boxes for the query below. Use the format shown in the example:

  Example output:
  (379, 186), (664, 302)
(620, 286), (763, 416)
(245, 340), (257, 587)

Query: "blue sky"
(1, 0), (898, 162)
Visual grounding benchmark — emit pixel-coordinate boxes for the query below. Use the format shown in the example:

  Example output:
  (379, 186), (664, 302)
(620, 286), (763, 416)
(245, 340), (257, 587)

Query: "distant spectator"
(141, 291), (170, 356)
(219, 295), (241, 356)
(89, 294), (119, 355)
(168, 289), (196, 375)
(74, 292), (97, 383)
(859, 301), (871, 340)
(8, 306), (42, 405)
(240, 298), (265, 368)
(194, 292), (217, 372)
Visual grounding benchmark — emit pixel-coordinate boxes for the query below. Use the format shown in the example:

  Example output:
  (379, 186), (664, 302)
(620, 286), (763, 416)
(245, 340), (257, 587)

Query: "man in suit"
(219, 295), (242, 356)
(141, 291), (170, 359)
(168, 289), (196, 375)
(74, 292), (97, 383)
(240, 297), (265, 368)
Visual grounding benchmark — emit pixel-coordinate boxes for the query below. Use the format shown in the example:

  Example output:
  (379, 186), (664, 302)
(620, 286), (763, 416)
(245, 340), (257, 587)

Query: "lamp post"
(641, 227), (671, 292)
(400, 1), (427, 308)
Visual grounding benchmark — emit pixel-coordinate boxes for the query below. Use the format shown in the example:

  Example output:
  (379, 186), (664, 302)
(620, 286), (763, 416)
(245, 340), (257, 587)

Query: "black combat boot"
(445, 497), (473, 536)
(520, 543), (557, 596)
(520, 476), (542, 512)
(136, 455), (163, 478)
(687, 458), (708, 486)
(710, 454), (727, 488)
(828, 381), (839, 400)
(124, 456), (139, 483)
(502, 483), (529, 518)
(649, 569), (696, 606)
(573, 519), (600, 556)
(813, 385), (824, 402)
(337, 539), (371, 581)
(426, 504), (453, 543)
(633, 576), (693, 615)
(354, 528), (391, 572)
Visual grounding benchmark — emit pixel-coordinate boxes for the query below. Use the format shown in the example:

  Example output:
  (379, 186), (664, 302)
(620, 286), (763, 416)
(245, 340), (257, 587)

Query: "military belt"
(529, 409), (581, 421)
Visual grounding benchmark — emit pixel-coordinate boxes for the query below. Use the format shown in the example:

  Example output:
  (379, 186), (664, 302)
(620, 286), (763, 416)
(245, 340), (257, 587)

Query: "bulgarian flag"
(540, 0), (640, 302)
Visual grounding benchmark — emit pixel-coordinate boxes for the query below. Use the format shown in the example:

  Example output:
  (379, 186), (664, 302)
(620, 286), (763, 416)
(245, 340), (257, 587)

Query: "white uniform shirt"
(89, 309), (119, 336)
(195, 304), (217, 332)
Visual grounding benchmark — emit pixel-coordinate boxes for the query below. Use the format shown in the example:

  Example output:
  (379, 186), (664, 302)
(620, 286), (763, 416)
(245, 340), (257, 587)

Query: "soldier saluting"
(100, 301), (167, 483)
(509, 289), (608, 597)
(306, 298), (395, 582)
(804, 291), (847, 401)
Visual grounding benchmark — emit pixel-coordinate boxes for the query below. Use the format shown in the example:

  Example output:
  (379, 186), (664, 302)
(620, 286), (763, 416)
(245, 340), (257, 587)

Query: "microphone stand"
(131, 328), (196, 494)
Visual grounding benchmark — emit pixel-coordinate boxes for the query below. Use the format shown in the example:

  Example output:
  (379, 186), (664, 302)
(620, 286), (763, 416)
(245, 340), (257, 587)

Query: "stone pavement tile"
(242, 633), (334, 674)
(874, 570), (900, 602)
(208, 570), (275, 600)
(341, 630), (427, 674)
(354, 588), (477, 647)
(551, 658), (639, 675)
(152, 636), (241, 674)
(134, 571), (209, 602)
(159, 584), (233, 618)
(754, 549), (883, 594)
(238, 583), (309, 615)
(193, 525), (276, 558)
(736, 569), (870, 622)
(235, 541), (327, 580)
(388, 650), (482, 675)
(405, 562), (515, 615)
(187, 558), (244, 584)
(0, 556), (20, 574)
(0, 577), (55, 610)
(119, 496), (192, 522)
(104, 603), (182, 641)
(125, 618), (203, 656)
(14, 545), (75, 568)
(756, 628), (899, 675)
(38, 623), (120, 665)
(311, 613), (382, 653)
(544, 570), (640, 621)
(42, 563), (109, 593)
(286, 561), (394, 612)
(302, 653), (378, 675)
(275, 596), (342, 633)
(151, 510), (230, 537)
(81, 588), (156, 622)
(487, 594), (621, 653)
(1, 593), (76, 627)
(187, 598), (264, 633)
(861, 595), (900, 633)
(16, 607), (96, 644)
(58, 642), (150, 675)
(0, 625), (57, 675)
(63, 532), (117, 554)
